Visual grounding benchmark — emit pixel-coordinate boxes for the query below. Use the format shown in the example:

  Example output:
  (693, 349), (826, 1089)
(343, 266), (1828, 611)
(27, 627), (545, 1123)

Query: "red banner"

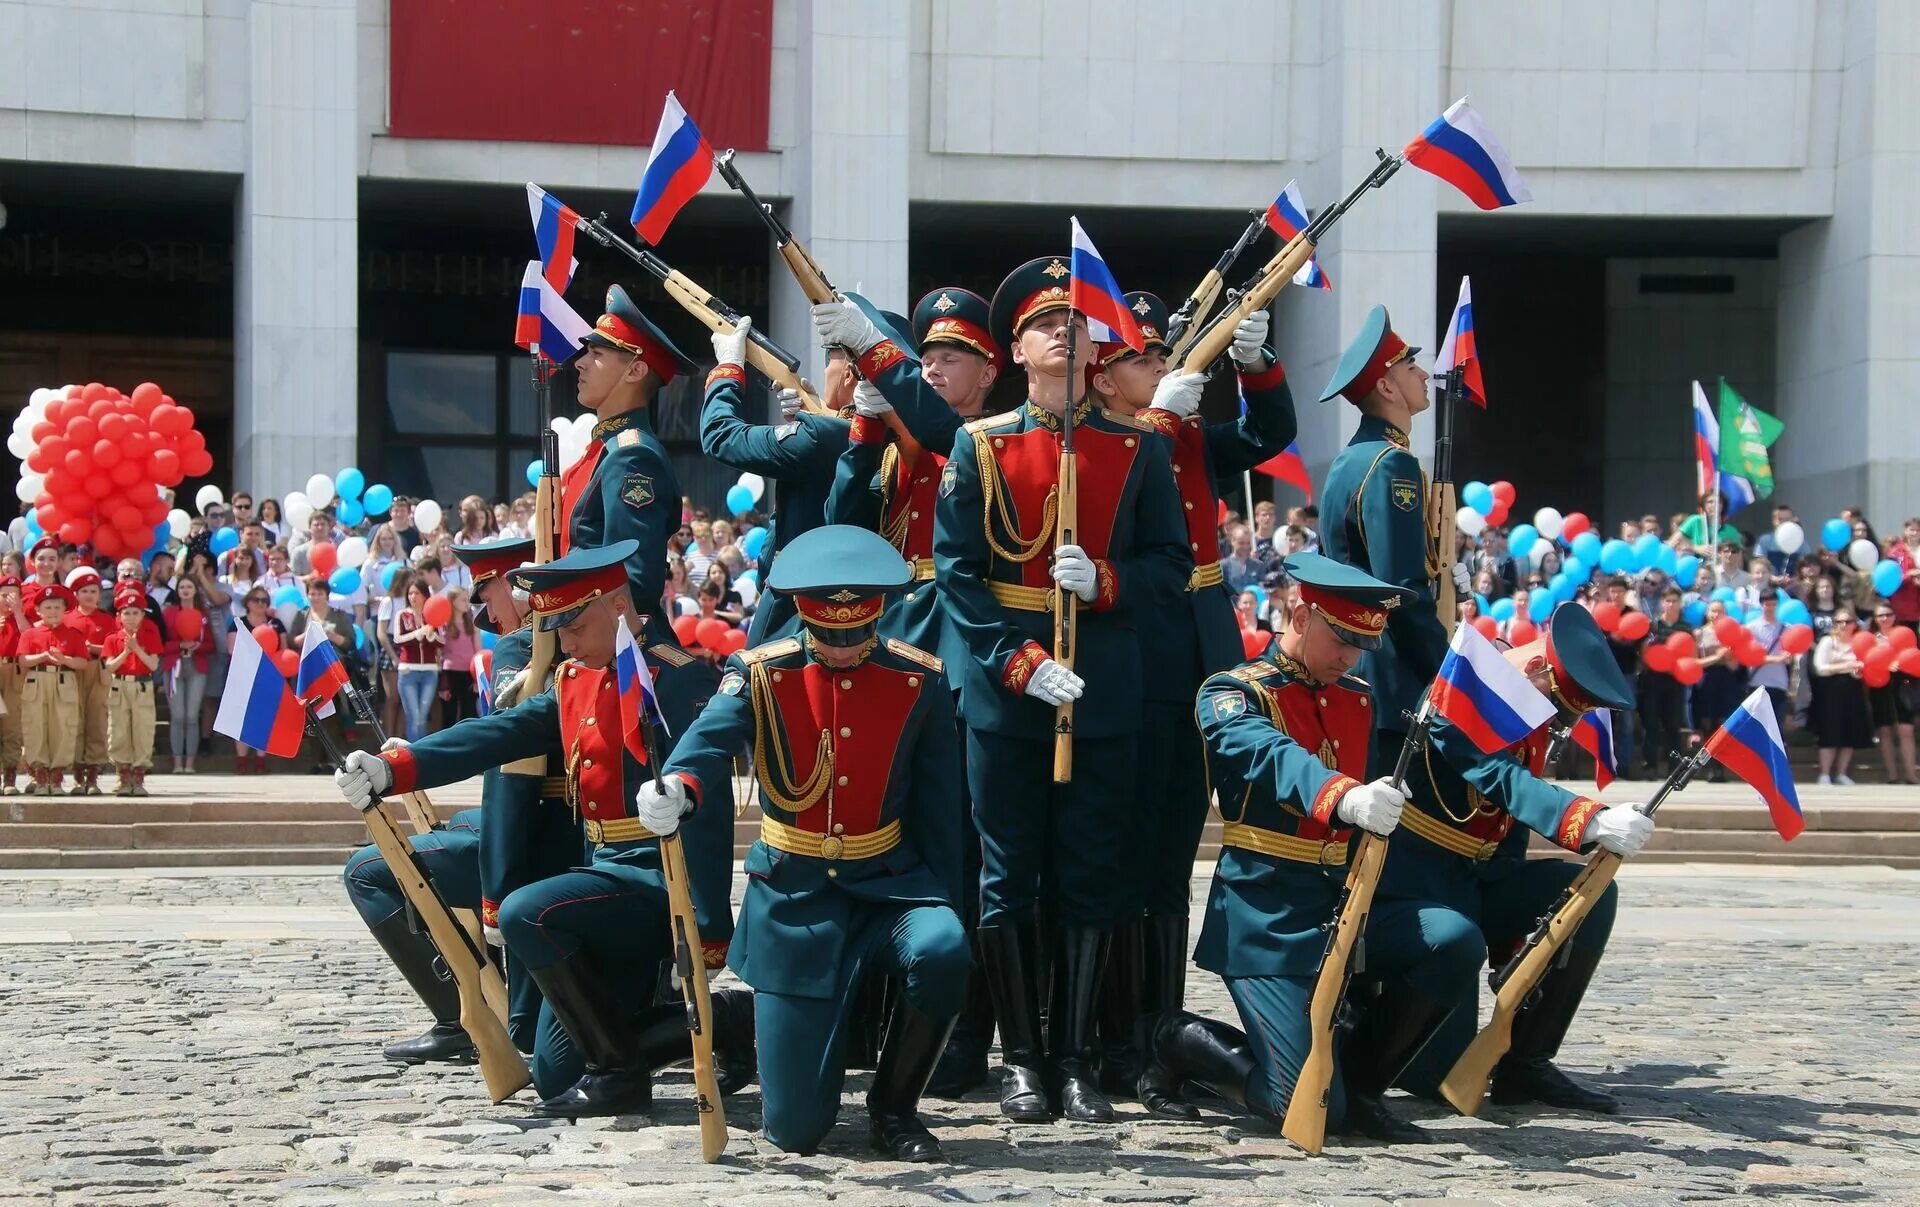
(389, 0), (770, 151)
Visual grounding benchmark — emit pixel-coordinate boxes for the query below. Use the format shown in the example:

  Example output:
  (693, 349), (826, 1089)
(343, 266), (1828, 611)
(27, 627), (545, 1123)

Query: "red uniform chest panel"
(1171, 420), (1220, 566)
(988, 424), (1140, 588)
(1266, 678), (1371, 839)
(764, 658), (923, 837)
(557, 663), (626, 821)
(887, 449), (944, 561)
(557, 442), (606, 556)
(1453, 730), (1547, 842)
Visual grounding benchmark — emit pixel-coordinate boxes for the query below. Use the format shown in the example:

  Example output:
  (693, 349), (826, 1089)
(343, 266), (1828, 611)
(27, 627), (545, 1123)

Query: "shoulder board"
(1338, 672), (1370, 690)
(616, 428), (642, 448)
(966, 410), (1023, 433)
(1099, 407), (1155, 432)
(739, 637), (803, 665)
(647, 643), (694, 668)
(884, 638), (943, 673)
(1225, 662), (1279, 684)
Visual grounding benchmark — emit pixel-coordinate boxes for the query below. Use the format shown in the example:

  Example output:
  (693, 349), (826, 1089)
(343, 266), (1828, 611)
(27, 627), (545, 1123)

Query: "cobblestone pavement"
(0, 865), (1915, 1206)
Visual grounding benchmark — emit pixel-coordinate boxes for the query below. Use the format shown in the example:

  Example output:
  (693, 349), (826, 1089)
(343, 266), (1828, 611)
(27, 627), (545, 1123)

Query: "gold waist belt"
(1398, 806), (1501, 861)
(760, 815), (901, 861)
(585, 815), (658, 846)
(1220, 822), (1349, 867)
(542, 776), (570, 800)
(910, 557), (936, 581)
(1188, 562), (1224, 592)
(987, 581), (1055, 612)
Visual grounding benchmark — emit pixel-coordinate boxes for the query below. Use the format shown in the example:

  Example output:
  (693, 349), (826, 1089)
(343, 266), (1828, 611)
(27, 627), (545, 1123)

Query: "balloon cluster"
(282, 467), (395, 534)
(12, 383), (213, 562)
(726, 471), (766, 520)
(673, 615), (748, 656)
(1849, 625), (1920, 688)
(524, 415), (603, 488)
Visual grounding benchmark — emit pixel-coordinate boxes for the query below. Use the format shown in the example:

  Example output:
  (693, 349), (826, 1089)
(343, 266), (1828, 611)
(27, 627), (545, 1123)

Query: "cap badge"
(1132, 296), (1152, 315)
(1043, 259), (1068, 279)
(828, 589), (859, 603)
(933, 292), (957, 312)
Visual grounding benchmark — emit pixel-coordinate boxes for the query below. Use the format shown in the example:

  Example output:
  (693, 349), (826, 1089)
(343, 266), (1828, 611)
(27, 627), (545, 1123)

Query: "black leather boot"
(868, 997), (958, 1162)
(1137, 1010), (1254, 1114)
(1135, 915), (1198, 1117)
(1096, 918), (1146, 1096)
(1338, 977), (1456, 1143)
(1047, 926), (1114, 1122)
(842, 969), (898, 1071)
(926, 931), (995, 1098)
(528, 952), (653, 1118)
(367, 912), (475, 1064)
(629, 986), (758, 1095)
(978, 916), (1052, 1121)
(1490, 944), (1616, 1113)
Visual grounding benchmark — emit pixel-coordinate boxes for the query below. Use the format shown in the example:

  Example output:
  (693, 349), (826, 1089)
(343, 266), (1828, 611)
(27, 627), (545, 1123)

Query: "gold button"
(827, 867), (839, 878)
(1190, 542), (1200, 551)
(1184, 501), (1194, 511)
(1318, 697), (1328, 707)
(904, 592), (917, 603)
(840, 678), (853, 689)
(994, 438), (1005, 449)
(586, 716), (597, 725)
(837, 776), (848, 787)
(583, 758), (593, 769)
(907, 675), (920, 687)
(1124, 438), (1136, 447)
(1172, 463), (1183, 473)
(918, 477), (929, 485)
(832, 823), (845, 834)
(772, 670), (783, 682)
(911, 511), (920, 519)
(586, 802), (597, 813)
(1360, 698), (1369, 707)
(839, 726), (851, 737)
(567, 667), (577, 678)
(1332, 740), (1341, 750)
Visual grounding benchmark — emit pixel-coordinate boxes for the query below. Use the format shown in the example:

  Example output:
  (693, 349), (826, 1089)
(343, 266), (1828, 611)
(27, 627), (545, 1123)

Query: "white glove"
(1050, 543), (1099, 603)
(1024, 658), (1085, 706)
(379, 737), (411, 753)
(712, 316), (751, 369)
(1583, 802), (1654, 857)
(334, 750), (392, 813)
(1336, 776), (1407, 836)
(1230, 310), (1271, 368)
(810, 299), (884, 354)
(1150, 370), (1206, 419)
(852, 381), (893, 418)
(637, 777), (691, 837)
(1451, 561), (1473, 597)
(776, 386), (806, 420)
(483, 925), (504, 949)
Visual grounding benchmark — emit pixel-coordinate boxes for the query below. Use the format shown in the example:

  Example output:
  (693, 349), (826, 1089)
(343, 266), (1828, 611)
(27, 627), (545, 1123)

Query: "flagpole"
(1242, 469), (1255, 521)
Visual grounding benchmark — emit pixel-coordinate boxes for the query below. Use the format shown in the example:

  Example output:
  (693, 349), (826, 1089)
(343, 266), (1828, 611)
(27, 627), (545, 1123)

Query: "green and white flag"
(1717, 378), (1784, 498)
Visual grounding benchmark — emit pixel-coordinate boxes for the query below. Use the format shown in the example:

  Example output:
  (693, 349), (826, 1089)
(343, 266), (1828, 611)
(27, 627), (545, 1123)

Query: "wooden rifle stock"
(1431, 366), (1463, 628)
(504, 355), (561, 777)
(1166, 208), (1267, 360)
(1281, 830), (1386, 1152)
(1051, 449), (1078, 784)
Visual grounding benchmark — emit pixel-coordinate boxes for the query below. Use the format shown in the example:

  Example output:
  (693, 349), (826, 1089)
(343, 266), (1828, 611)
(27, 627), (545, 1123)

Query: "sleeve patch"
(776, 422), (800, 441)
(1390, 479), (1419, 512)
(1209, 693), (1246, 722)
(940, 460), (959, 497)
(620, 473), (656, 510)
(719, 671), (746, 696)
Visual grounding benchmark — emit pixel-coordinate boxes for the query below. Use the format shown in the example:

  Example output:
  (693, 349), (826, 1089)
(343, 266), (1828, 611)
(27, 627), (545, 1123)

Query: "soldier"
(1317, 306), (1472, 776)
(0, 575), (25, 794)
(823, 286), (999, 1096)
(642, 524), (969, 1160)
(101, 584), (161, 796)
(1382, 602), (1654, 1113)
(933, 255), (1188, 1123)
(65, 567), (115, 795)
(17, 582), (86, 795)
(334, 541), (749, 1118)
(1085, 291), (1294, 1109)
(1136, 553), (1482, 1143)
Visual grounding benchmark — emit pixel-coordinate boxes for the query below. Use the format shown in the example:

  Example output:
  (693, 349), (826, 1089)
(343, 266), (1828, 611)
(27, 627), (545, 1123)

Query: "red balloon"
(1888, 626), (1918, 654)
(1781, 624), (1814, 655)
(1665, 631), (1697, 659)
(1736, 641), (1766, 668)
(58, 518), (93, 545)
(1897, 649), (1920, 676)
(1865, 663), (1892, 688)
(672, 615), (700, 646)
(142, 497), (169, 525)
(1561, 512), (1591, 540)
(722, 629), (750, 654)
(1711, 616), (1743, 646)
(92, 439), (122, 468)
(109, 505), (142, 532)
(695, 618), (732, 650)
(1591, 601), (1621, 633)
(24, 449), (49, 475)
(1508, 619), (1539, 645)
(1616, 611), (1651, 642)
(63, 448), (92, 476)
(1643, 644), (1675, 674)
(1851, 631), (1877, 661)
(147, 449), (180, 482)
(422, 594), (453, 627)
(95, 532), (125, 559)
(130, 382), (163, 411)
(85, 474), (115, 500)
(183, 449), (213, 477)
(1865, 646), (1897, 675)
(1491, 480), (1516, 506)
(123, 430), (150, 459)
(1673, 655), (1702, 685)
(251, 623), (281, 655)
(80, 382), (112, 406)
(66, 416), (98, 446)
(29, 420), (55, 443)
(171, 608), (205, 640)
(1241, 627), (1270, 658)
(109, 460), (143, 487)
(308, 542), (339, 577)
(148, 404), (178, 435)
(274, 648), (300, 678)
(1485, 502), (1510, 528)
(1471, 616), (1499, 640)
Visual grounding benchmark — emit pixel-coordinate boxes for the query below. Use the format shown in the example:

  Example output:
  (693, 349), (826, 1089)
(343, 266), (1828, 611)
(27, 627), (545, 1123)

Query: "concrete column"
(232, 0), (358, 496)
(1774, 0), (1920, 522)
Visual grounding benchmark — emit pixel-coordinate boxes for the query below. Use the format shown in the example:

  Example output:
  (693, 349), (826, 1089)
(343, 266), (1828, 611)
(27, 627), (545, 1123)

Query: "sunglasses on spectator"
(1874, 612), (1895, 621)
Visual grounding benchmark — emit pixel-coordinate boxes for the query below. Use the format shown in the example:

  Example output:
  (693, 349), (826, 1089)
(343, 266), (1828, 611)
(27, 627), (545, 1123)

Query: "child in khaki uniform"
(66, 567), (116, 796)
(0, 575), (25, 794)
(17, 583), (86, 795)
(102, 585), (161, 796)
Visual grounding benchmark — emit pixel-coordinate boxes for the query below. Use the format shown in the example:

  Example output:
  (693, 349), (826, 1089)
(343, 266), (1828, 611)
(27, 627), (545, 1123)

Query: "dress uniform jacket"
(826, 414), (957, 663)
(1319, 415), (1448, 747)
(664, 634), (964, 1000)
(474, 624), (581, 930)
(558, 408), (690, 657)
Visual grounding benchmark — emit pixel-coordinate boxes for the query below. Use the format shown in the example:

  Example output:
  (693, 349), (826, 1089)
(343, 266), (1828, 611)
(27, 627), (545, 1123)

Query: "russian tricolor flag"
(1433, 276), (1485, 407)
(1571, 708), (1618, 790)
(1264, 180), (1331, 291)
(630, 91), (713, 246)
(1252, 436), (1313, 503)
(1069, 217), (1145, 354)
(294, 615), (351, 717)
(1703, 687), (1803, 841)
(525, 183), (579, 294)
(613, 623), (666, 765)
(516, 261), (593, 365)
(1429, 622), (1557, 753)
(473, 651), (493, 717)
(213, 625), (307, 758)
(1403, 98), (1533, 210)
(1691, 380), (1757, 516)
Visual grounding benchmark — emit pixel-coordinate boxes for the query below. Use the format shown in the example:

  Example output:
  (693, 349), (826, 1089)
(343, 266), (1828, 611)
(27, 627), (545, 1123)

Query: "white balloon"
(336, 536), (370, 570)
(195, 484), (225, 514)
(15, 473), (42, 503)
(1773, 520), (1805, 555)
(167, 508), (191, 539)
(736, 577), (759, 607)
(1456, 505), (1487, 537)
(282, 490), (309, 513)
(7, 432), (31, 459)
(550, 416), (573, 439)
(738, 471), (767, 503)
(414, 498), (443, 533)
(28, 388), (54, 408)
(1533, 507), (1564, 541)
(571, 413), (595, 442)
(305, 473), (336, 506)
(1848, 538), (1877, 571)
(284, 498), (315, 530)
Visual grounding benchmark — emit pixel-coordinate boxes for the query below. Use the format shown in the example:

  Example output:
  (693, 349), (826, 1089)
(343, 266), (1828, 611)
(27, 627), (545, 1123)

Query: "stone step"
(4, 798), (357, 824)
(0, 845), (361, 870)
(1645, 827), (1920, 856)
(1634, 849), (1920, 869)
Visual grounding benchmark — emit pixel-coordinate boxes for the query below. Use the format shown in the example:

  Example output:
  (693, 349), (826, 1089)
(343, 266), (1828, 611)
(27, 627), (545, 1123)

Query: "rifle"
(1282, 697), (1434, 1153)
(1431, 365), (1463, 628)
(636, 699), (727, 1161)
(503, 351), (562, 778)
(1051, 319), (1080, 784)
(1177, 151), (1404, 375)
(340, 675), (439, 834)
(567, 206), (832, 415)
(310, 705), (530, 1103)
(713, 149), (921, 452)
(1438, 747), (1702, 1116)
(1165, 208), (1267, 360)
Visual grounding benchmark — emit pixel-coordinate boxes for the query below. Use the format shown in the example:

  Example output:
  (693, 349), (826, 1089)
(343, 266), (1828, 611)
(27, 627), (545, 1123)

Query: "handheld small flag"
(1716, 378), (1784, 499)
(1429, 622), (1557, 753)
(1703, 687), (1803, 841)
(631, 91), (713, 245)
(214, 626), (307, 758)
(1692, 380), (1757, 517)
(1403, 97), (1533, 210)
(294, 617), (350, 716)
(473, 650), (493, 717)
(1433, 275), (1485, 407)
(515, 261), (593, 364)
(613, 623), (667, 765)
(1570, 708), (1618, 790)
(525, 183), (579, 293)
(1252, 437), (1313, 502)
(1069, 217), (1145, 353)
(1264, 180), (1332, 291)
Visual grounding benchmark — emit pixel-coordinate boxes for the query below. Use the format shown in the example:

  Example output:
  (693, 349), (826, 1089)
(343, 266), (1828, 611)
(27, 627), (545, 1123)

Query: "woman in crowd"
(180, 550), (231, 757)
(391, 579), (443, 742)
(1234, 588), (1269, 635)
(439, 587), (478, 725)
(1867, 605), (1918, 784)
(1887, 519), (1920, 634)
(1535, 546), (1561, 585)
(374, 567), (411, 743)
(433, 534), (471, 593)
(455, 495), (496, 546)
(161, 576), (212, 775)
(665, 554), (698, 617)
(705, 562), (747, 628)
(257, 497), (285, 544)
(1692, 599), (1745, 781)
(229, 586), (287, 774)
(1809, 611), (1873, 786)
(363, 525), (407, 594)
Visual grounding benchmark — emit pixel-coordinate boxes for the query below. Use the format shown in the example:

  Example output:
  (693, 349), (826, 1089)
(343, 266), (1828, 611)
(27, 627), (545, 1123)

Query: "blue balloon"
(725, 484), (755, 515)
(1873, 560), (1904, 598)
(1710, 587), (1737, 605)
(1509, 524), (1539, 559)
(1474, 592), (1491, 615)
(210, 526), (239, 554)
(526, 459), (544, 488)
(24, 508), (41, 536)
(354, 625), (367, 650)
(1822, 518), (1851, 552)
(1528, 591), (1556, 623)
(1743, 606), (1763, 624)
(741, 526), (769, 561)
(1570, 531), (1602, 566)
(1633, 533), (1662, 570)
(1550, 572), (1573, 602)
(1461, 481), (1494, 515)
(329, 567), (362, 595)
(1675, 555), (1701, 586)
(335, 467), (366, 501)
(1247, 584), (1268, 610)
(1779, 598), (1811, 626)
(1562, 556), (1587, 584)
(1600, 539), (1634, 575)
(738, 568), (758, 585)
(363, 484), (394, 516)
(1655, 544), (1678, 575)
(1491, 597), (1515, 623)
(337, 499), (365, 527)
(272, 584), (304, 609)
(380, 563), (401, 592)
(1683, 600), (1707, 626)
(479, 629), (497, 651)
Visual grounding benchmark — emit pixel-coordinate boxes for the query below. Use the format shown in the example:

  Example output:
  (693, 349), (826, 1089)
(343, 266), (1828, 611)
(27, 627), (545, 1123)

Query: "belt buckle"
(819, 834), (845, 861)
(1318, 842), (1344, 867)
